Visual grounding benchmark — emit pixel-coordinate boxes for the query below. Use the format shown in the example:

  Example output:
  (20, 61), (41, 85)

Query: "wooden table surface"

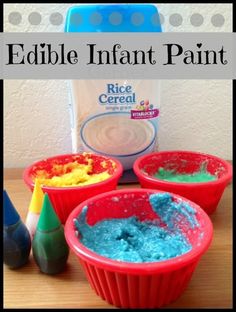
(3, 168), (232, 308)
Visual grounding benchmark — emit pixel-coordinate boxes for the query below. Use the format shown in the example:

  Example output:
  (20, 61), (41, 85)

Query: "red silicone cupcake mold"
(65, 188), (213, 308)
(23, 153), (123, 224)
(133, 150), (232, 214)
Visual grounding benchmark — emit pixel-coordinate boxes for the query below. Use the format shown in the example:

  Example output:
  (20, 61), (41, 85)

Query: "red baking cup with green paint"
(133, 150), (232, 215)
(32, 193), (69, 274)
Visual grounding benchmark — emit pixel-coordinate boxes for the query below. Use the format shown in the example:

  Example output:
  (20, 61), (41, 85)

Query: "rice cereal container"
(65, 4), (162, 182)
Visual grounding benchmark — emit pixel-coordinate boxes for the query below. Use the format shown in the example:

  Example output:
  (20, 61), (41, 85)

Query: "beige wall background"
(4, 3), (232, 167)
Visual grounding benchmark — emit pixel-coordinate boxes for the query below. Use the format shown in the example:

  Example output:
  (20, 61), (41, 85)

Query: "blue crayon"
(3, 190), (31, 269)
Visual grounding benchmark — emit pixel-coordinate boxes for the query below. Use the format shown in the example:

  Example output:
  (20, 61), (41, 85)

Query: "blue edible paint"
(74, 193), (198, 263)
(149, 193), (198, 229)
(3, 190), (31, 269)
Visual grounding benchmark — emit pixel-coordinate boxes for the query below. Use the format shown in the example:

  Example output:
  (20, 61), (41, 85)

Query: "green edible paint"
(32, 194), (69, 274)
(154, 166), (217, 183)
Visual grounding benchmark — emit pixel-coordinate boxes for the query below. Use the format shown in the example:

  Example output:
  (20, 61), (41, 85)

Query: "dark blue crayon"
(3, 190), (31, 269)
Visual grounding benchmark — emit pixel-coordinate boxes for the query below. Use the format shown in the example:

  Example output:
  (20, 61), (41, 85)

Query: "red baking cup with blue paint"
(65, 188), (213, 308)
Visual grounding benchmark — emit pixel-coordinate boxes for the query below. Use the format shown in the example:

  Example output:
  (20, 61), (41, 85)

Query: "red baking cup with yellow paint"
(23, 153), (123, 224)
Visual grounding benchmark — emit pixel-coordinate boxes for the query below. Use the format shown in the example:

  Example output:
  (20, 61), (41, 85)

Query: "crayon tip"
(3, 190), (20, 226)
(29, 179), (44, 214)
(37, 193), (61, 232)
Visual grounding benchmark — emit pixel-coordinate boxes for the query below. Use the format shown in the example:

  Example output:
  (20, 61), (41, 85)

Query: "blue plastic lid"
(3, 190), (20, 226)
(65, 4), (162, 32)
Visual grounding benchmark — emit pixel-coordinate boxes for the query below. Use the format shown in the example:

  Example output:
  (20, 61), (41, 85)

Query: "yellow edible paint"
(34, 159), (112, 187)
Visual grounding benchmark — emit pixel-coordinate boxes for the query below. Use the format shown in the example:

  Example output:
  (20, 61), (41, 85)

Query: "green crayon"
(32, 193), (69, 274)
